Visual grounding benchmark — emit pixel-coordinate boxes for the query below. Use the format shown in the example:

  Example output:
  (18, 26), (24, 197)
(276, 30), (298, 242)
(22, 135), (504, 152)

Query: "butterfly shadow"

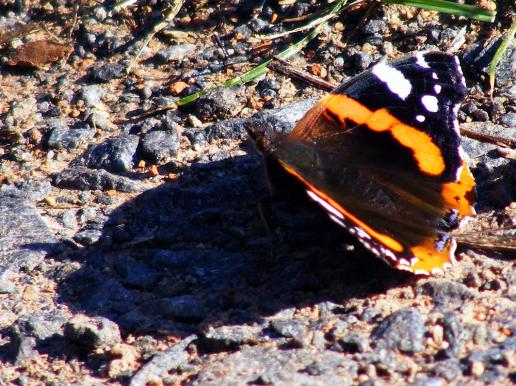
(6, 152), (413, 367)
(52, 152), (411, 323)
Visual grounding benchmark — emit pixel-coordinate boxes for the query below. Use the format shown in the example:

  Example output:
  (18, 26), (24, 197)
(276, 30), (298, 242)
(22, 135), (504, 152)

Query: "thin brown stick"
(267, 57), (336, 92)
(459, 127), (516, 149)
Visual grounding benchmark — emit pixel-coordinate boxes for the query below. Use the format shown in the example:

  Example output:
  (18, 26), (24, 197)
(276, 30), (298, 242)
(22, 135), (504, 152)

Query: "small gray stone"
(85, 108), (112, 130)
(204, 117), (247, 141)
(129, 335), (196, 386)
(0, 179), (52, 202)
(499, 112), (516, 127)
(81, 85), (104, 107)
(472, 109), (489, 121)
(64, 315), (121, 349)
(361, 19), (387, 35)
(0, 194), (59, 284)
(47, 126), (96, 150)
(441, 311), (464, 358)
(202, 324), (263, 350)
(140, 130), (180, 162)
(16, 311), (68, 340)
(74, 229), (102, 245)
(79, 134), (139, 172)
(432, 359), (461, 381)
(52, 166), (143, 192)
(339, 332), (370, 353)
(419, 280), (474, 309)
(270, 319), (307, 342)
(196, 86), (246, 121)
(156, 44), (196, 62)
(372, 307), (425, 354)
(89, 62), (125, 82)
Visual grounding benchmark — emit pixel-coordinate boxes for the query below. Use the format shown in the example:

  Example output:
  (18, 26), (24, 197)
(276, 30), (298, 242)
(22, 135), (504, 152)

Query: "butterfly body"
(253, 52), (476, 275)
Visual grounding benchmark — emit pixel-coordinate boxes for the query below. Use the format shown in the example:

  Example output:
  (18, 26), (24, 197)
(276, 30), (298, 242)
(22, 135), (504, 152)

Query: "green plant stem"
(487, 16), (516, 92)
(385, 0), (496, 22)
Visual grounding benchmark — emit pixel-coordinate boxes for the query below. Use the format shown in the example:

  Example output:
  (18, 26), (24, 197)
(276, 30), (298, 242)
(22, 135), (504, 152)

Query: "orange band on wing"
(322, 94), (445, 176)
(441, 161), (476, 217)
(279, 160), (404, 253)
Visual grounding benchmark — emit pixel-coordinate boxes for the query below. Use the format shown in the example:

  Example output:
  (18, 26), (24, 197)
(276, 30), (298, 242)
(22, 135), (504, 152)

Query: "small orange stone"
(107, 189), (117, 196)
(169, 81), (189, 95)
(149, 165), (159, 176)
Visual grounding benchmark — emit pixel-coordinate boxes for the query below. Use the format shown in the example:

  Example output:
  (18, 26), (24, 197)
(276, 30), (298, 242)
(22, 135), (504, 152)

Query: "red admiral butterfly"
(253, 52), (476, 275)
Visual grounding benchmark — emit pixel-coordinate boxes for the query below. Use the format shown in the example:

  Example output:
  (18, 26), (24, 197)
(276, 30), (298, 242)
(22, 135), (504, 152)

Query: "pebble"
(432, 359), (461, 381)
(372, 307), (425, 354)
(195, 86), (246, 121)
(15, 311), (68, 340)
(46, 125), (96, 150)
(0, 194), (59, 284)
(499, 112), (515, 127)
(419, 280), (474, 309)
(89, 62), (125, 82)
(270, 319), (308, 344)
(204, 117), (247, 141)
(156, 44), (196, 62)
(441, 311), (463, 358)
(0, 179), (52, 202)
(81, 85), (104, 107)
(472, 109), (489, 122)
(52, 166), (144, 192)
(74, 229), (102, 245)
(361, 19), (387, 35)
(129, 335), (196, 386)
(64, 315), (121, 349)
(79, 134), (139, 173)
(140, 130), (180, 163)
(339, 332), (370, 353)
(202, 324), (263, 351)
(85, 107), (113, 130)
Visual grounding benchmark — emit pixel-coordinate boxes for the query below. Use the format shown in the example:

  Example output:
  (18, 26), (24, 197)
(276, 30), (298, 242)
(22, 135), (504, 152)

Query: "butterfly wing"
(268, 52), (476, 274)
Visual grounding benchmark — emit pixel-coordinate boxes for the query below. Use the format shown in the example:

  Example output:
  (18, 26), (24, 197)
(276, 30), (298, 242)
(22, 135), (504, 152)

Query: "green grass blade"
(177, 0), (348, 107)
(487, 16), (516, 92)
(385, 0), (496, 22)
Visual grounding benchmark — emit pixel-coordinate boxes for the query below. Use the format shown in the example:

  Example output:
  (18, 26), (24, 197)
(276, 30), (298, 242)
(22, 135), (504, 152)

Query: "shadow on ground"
(49, 154), (412, 339)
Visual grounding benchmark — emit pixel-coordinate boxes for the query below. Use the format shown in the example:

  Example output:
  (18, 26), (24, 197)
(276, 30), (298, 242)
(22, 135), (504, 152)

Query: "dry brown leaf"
(7, 40), (72, 69)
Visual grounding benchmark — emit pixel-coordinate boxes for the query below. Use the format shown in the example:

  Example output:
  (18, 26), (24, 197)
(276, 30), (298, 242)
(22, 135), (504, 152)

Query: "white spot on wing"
(415, 52), (430, 68)
(416, 115), (425, 122)
(432, 72), (438, 80)
(372, 62), (412, 100)
(421, 95), (439, 112)
(356, 227), (371, 240)
(453, 56), (466, 87)
(434, 84), (442, 94)
(452, 104), (460, 134)
(329, 214), (345, 228)
(306, 190), (344, 220)
(454, 164), (463, 182)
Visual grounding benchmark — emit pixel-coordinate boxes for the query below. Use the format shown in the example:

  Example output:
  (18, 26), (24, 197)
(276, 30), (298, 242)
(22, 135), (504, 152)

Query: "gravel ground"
(0, 1), (514, 385)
